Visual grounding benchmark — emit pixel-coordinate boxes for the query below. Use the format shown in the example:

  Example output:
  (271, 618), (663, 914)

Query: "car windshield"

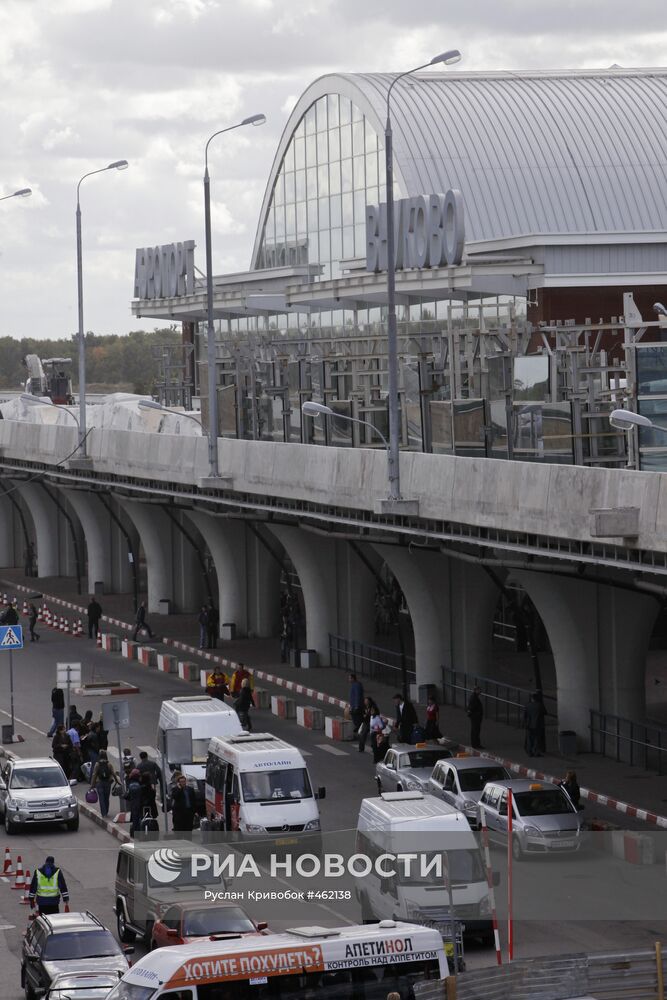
(399, 751), (451, 770)
(10, 767), (65, 789)
(42, 931), (122, 960)
(514, 790), (575, 816)
(458, 767), (509, 792)
(148, 863), (223, 890)
(182, 906), (255, 936)
(106, 984), (155, 1000)
(399, 849), (485, 886)
(241, 768), (312, 803)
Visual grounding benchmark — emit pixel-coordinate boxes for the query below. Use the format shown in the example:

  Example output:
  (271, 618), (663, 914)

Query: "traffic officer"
(28, 856), (70, 916)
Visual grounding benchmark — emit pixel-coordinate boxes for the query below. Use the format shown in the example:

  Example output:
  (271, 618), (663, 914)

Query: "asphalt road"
(0, 629), (664, 995)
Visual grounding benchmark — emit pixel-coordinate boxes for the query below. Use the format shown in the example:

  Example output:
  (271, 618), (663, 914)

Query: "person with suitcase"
(139, 773), (159, 832)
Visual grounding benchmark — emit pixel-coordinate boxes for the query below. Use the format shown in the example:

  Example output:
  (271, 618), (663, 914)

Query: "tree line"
(0, 328), (182, 394)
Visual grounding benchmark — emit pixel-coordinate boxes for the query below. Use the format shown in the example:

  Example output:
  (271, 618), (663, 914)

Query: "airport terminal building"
(133, 67), (667, 470)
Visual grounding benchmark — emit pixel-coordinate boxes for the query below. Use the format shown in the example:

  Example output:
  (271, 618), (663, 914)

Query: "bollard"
(138, 646), (157, 668)
(178, 661), (200, 682)
(121, 639), (139, 660)
(271, 695), (296, 719)
(254, 688), (271, 710)
(297, 705), (325, 731)
(325, 717), (354, 741)
(157, 653), (178, 674)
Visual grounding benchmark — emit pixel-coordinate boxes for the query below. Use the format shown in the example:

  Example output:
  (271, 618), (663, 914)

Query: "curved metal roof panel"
(252, 68), (667, 264)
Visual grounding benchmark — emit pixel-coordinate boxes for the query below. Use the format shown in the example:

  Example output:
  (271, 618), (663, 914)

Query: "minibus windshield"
(106, 983), (155, 1000)
(397, 849), (485, 886)
(241, 768), (312, 803)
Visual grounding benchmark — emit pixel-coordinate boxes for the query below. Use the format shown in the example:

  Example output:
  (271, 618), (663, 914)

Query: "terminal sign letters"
(134, 240), (195, 300)
(366, 190), (465, 273)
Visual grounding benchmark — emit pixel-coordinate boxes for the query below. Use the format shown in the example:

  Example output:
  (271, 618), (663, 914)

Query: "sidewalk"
(3, 568), (667, 829)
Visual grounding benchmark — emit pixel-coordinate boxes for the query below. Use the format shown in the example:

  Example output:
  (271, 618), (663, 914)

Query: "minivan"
(476, 779), (583, 860)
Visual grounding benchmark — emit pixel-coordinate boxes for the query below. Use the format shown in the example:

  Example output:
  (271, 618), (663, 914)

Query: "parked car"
(0, 757), (78, 834)
(21, 912), (130, 1000)
(151, 902), (269, 948)
(427, 755), (511, 827)
(476, 778), (584, 860)
(45, 973), (122, 1000)
(375, 744), (453, 794)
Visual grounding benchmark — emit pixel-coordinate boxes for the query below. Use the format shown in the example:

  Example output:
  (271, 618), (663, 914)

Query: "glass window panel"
(331, 227), (342, 262)
(316, 96), (328, 132)
(295, 169), (306, 201)
(285, 203), (296, 236)
(283, 141), (295, 172)
(284, 170), (295, 205)
(307, 231), (318, 263)
(296, 201), (307, 235)
(294, 136), (306, 170)
(329, 161), (341, 195)
(306, 165), (317, 195)
(340, 124), (352, 158)
(365, 123), (378, 152)
(513, 356), (550, 402)
(328, 128), (340, 162)
(366, 185), (379, 206)
(341, 158), (353, 193)
(366, 152), (378, 187)
(295, 117), (305, 139)
(352, 101), (363, 124)
(342, 225), (355, 258)
(353, 154), (365, 191)
(318, 197), (330, 229)
(304, 103), (316, 135)
(275, 203), (286, 238)
(305, 133), (316, 167)
(353, 190), (366, 222)
(637, 346), (667, 394)
(317, 130), (328, 165)
(317, 163), (329, 197)
(354, 222), (366, 256)
(319, 230), (331, 261)
(307, 198), (319, 231)
(342, 191), (354, 225)
(330, 194), (342, 228)
(327, 94), (339, 127)
(274, 171), (285, 207)
(352, 121), (365, 156)
(340, 97), (352, 125)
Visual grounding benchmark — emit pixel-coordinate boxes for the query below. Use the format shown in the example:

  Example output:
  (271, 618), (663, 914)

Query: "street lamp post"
(0, 187), (32, 203)
(19, 393), (80, 431)
(383, 49), (461, 508)
(301, 400), (389, 449)
(76, 160), (128, 458)
(138, 399), (203, 429)
(203, 114), (266, 480)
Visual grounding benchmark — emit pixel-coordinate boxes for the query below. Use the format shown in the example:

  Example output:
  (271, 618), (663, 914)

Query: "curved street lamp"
(301, 400), (389, 449)
(383, 50), (461, 503)
(19, 392), (81, 430)
(609, 409), (655, 432)
(138, 399), (202, 429)
(76, 159), (129, 458)
(204, 114), (266, 479)
(0, 187), (32, 203)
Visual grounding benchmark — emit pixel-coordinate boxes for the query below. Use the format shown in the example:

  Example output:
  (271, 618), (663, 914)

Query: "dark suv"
(21, 912), (131, 1000)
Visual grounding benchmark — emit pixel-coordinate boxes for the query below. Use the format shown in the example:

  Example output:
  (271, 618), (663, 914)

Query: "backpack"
(97, 761), (110, 781)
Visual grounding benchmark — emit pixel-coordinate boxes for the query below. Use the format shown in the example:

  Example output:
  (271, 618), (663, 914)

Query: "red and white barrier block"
(325, 717), (354, 741)
(121, 639), (138, 660)
(157, 653), (177, 674)
(137, 646), (157, 668)
(254, 688), (270, 710)
(271, 695), (296, 720)
(297, 705), (324, 731)
(101, 633), (121, 653)
(178, 661), (199, 682)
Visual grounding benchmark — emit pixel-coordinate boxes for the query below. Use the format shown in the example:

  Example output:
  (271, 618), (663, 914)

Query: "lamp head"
(108, 160), (129, 171)
(14, 187), (32, 198)
(242, 114), (266, 127)
(654, 302), (667, 317)
(302, 401), (334, 417)
(138, 400), (163, 411)
(430, 49), (462, 66)
(609, 408), (652, 431)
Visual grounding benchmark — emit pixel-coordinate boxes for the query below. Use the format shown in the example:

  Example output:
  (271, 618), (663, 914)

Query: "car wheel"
(396, 784), (403, 792)
(66, 816), (79, 832)
(116, 907), (136, 944)
(5, 811), (16, 835)
(511, 835), (523, 862)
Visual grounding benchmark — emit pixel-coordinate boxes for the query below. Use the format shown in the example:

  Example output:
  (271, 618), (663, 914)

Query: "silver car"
(427, 756), (511, 828)
(476, 779), (583, 860)
(375, 744), (453, 794)
(46, 973), (122, 1000)
(0, 757), (79, 833)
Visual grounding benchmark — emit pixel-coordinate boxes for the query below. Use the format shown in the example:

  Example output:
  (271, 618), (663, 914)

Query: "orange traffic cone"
(12, 855), (25, 890)
(0, 846), (13, 882)
(20, 870), (31, 904)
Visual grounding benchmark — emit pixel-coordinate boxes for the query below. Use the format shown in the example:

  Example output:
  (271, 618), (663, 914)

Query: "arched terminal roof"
(252, 67), (667, 267)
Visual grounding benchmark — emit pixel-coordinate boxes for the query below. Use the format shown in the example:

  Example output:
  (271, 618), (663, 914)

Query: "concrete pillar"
(170, 511), (207, 613)
(185, 511), (248, 635)
(514, 570), (659, 745)
(336, 541), (377, 646)
(266, 524), (339, 662)
(372, 544), (447, 689)
(17, 482), (62, 578)
(245, 526), (281, 638)
(63, 489), (113, 594)
(449, 557), (499, 677)
(118, 500), (174, 613)
(0, 493), (20, 567)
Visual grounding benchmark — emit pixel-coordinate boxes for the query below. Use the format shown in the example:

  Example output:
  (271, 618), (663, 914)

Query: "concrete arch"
(16, 481), (78, 579)
(184, 512), (249, 635)
(118, 499), (175, 614)
(513, 569), (660, 745)
(63, 490), (136, 595)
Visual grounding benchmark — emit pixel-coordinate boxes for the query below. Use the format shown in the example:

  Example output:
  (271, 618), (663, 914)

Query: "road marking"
(0, 923), (16, 931)
(0, 709), (47, 737)
(300, 750), (312, 757)
(314, 744), (349, 756)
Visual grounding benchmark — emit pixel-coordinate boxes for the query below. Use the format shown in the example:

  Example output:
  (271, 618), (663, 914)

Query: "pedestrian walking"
(28, 856), (70, 916)
(139, 772), (159, 829)
(197, 605), (209, 649)
(370, 708), (390, 763)
(234, 678), (255, 731)
(132, 601), (154, 641)
(279, 614), (293, 663)
(80, 722), (99, 770)
(424, 695), (442, 741)
(47, 687), (65, 738)
(87, 596), (103, 639)
(171, 774), (197, 832)
(558, 769), (581, 809)
(206, 603), (219, 649)
(27, 603), (40, 642)
(357, 697), (377, 753)
(348, 673), (365, 733)
(126, 768), (143, 836)
(230, 663), (253, 696)
(523, 692), (545, 757)
(51, 725), (73, 779)
(91, 751), (119, 818)
(467, 685), (485, 749)
(393, 693), (418, 744)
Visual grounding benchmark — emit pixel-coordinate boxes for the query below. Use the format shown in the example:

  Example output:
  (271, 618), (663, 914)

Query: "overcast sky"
(1, 0), (665, 342)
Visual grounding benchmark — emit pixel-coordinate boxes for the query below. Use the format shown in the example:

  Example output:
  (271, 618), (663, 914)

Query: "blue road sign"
(0, 625), (23, 650)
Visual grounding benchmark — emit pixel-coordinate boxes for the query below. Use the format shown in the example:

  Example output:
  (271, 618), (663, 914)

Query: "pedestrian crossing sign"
(0, 625), (23, 650)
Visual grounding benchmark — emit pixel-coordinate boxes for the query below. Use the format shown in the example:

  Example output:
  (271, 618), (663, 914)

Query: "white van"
(204, 732), (325, 843)
(356, 790), (494, 944)
(157, 696), (243, 787)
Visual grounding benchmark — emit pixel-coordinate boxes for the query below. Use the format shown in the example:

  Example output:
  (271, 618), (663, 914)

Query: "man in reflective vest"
(28, 856), (70, 916)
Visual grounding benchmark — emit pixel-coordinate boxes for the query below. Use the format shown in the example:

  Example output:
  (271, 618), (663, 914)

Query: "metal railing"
(328, 634), (416, 688)
(442, 667), (557, 729)
(590, 709), (667, 774)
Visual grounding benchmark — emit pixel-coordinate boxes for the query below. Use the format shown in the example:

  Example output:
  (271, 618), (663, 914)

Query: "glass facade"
(255, 94), (385, 280)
